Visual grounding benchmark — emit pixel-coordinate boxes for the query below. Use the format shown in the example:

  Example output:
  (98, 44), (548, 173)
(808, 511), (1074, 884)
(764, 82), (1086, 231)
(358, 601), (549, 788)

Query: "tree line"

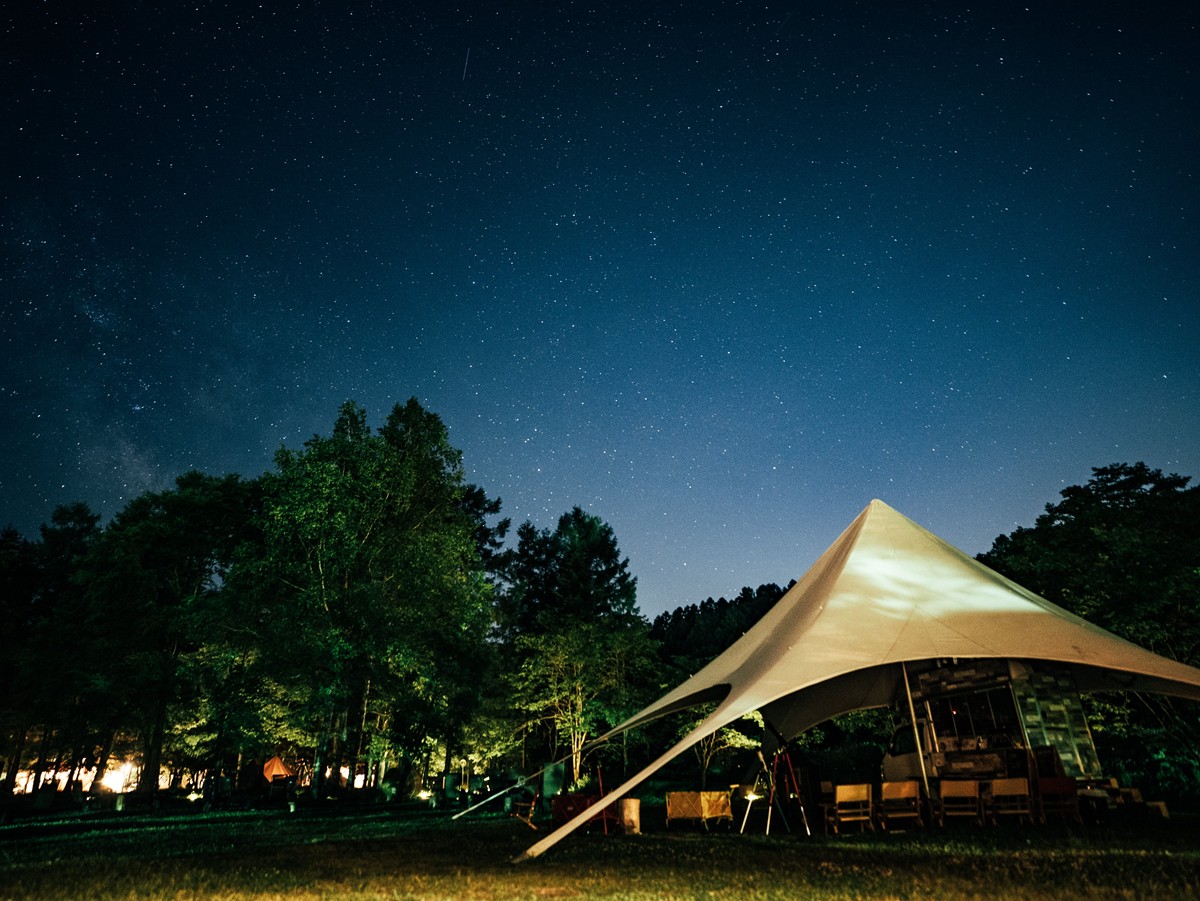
(0, 399), (675, 806)
(977, 462), (1200, 800)
(2, 396), (1197, 807)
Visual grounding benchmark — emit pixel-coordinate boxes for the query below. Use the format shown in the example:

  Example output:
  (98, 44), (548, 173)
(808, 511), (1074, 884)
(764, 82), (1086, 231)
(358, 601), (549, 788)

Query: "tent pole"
(597, 767), (609, 836)
(901, 662), (931, 800)
(515, 717), (729, 862)
(450, 779), (524, 820)
(451, 753), (572, 820)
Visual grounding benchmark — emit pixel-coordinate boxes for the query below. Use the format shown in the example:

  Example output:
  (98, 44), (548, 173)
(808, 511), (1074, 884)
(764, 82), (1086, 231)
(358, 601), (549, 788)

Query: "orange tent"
(263, 756), (294, 782)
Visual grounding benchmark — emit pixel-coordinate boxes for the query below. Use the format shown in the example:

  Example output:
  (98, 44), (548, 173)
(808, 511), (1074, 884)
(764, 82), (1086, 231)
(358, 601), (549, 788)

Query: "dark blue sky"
(4, 1), (1198, 616)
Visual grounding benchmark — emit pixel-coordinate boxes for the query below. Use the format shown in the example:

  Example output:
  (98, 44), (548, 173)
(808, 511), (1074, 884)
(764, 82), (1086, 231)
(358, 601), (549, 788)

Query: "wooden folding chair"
(665, 791), (702, 828)
(877, 780), (924, 831)
(511, 791), (540, 830)
(988, 777), (1034, 825)
(818, 780), (834, 827)
(935, 780), (982, 827)
(824, 783), (874, 834)
(666, 790), (733, 830)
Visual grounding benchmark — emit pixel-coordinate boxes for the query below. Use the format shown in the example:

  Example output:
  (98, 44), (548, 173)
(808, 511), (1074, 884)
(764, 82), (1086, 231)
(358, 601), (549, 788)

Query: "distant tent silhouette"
(517, 499), (1200, 861)
(263, 756), (294, 782)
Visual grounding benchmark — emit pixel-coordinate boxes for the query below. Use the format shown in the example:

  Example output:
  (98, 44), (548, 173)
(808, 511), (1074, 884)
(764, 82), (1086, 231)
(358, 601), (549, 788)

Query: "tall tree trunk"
(311, 744), (325, 799)
(311, 721), (328, 800)
(32, 727), (51, 793)
(138, 679), (174, 797)
(442, 738), (454, 805)
(571, 735), (585, 788)
(391, 755), (411, 799)
(311, 706), (338, 798)
(329, 709), (344, 789)
(139, 642), (180, 797)
(2, 723), (28, 797)
(53, 748), (67, 786)
(343, 677), (370, 792)
(91, 725), (116, 793)
(68, 744), (84, 787)
(358, 680), (371, 786)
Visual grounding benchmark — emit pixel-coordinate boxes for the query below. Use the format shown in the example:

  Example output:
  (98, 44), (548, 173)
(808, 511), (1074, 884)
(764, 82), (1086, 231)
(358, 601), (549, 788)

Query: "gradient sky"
(4, 1), (1198, 617)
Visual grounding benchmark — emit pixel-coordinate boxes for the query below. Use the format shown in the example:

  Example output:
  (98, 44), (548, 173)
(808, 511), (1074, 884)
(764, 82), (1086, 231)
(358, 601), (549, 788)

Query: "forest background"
(2, 399), (1198, 812)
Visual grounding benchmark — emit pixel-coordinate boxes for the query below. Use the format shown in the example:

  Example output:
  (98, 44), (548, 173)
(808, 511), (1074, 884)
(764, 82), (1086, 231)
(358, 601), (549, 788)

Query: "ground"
(1, 801), (1197, 899)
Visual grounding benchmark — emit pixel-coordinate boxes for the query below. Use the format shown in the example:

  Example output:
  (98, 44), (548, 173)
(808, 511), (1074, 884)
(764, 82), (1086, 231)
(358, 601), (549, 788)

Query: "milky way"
(3, 2), (1197, 615)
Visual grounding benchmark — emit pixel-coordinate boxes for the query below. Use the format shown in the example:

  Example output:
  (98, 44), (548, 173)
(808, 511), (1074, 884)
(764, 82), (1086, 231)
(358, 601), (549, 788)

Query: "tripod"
(758, 747), (811, 836)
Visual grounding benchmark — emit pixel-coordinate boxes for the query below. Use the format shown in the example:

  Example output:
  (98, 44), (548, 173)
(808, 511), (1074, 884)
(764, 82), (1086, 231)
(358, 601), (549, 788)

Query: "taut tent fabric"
(263, 756), (294, 782)
(517, 499), (1200, 860)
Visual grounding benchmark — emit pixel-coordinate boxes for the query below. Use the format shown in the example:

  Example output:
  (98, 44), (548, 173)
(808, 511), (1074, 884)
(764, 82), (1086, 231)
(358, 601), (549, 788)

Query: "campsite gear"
(755, 750), (786, 835)
(988, 776), (1035, 825)
(824, 783), (874, 833)
(454, 760), (567, 822)
(877, 780), (923, 830)
(935, 779), (983, 826)
(511, 790), (540, 830)
(665, 791), (732, 829)
(516, 499), (1200, 861)
(618, 797), (641, 834)
(882, 658), (1102, 784)
(738, 785), (761, 834)
(262, 756), (293, 782)
(772, 749), (810, 836)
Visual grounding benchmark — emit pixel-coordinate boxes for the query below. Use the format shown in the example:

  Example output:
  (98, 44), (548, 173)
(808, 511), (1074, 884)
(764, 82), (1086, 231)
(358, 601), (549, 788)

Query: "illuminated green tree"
(499, 508), (655, 784)
(980, 462), (1200, 798)
(511, 620), (656, 785)
(245, 399), (496, 795)
(677, 706), (763, 790)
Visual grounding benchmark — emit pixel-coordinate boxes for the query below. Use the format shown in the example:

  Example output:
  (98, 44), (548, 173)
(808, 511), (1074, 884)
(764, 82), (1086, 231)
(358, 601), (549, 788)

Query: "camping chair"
(665, 790), (733, 830)
(824, 783), (873, 834)
(988, 776), (1034, 825)
(1037, 776), (1082, 824)
(511, 790), (540, 830)
(818, 780), (835, 825)
(935, 780), (982, 827)
(877, 780), (924, 831)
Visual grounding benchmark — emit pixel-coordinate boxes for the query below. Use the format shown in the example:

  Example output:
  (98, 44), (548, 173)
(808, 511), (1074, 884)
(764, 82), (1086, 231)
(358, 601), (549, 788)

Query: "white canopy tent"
(517, 499), (1200, 860)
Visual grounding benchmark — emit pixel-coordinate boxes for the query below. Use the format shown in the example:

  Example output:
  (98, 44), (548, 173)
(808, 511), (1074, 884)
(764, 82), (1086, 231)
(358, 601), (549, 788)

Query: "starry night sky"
(3, 1), (1198, 617)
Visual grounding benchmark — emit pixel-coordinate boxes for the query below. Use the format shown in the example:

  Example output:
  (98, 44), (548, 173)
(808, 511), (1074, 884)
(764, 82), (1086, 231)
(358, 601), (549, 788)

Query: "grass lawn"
(1, 803), (1198, 900)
